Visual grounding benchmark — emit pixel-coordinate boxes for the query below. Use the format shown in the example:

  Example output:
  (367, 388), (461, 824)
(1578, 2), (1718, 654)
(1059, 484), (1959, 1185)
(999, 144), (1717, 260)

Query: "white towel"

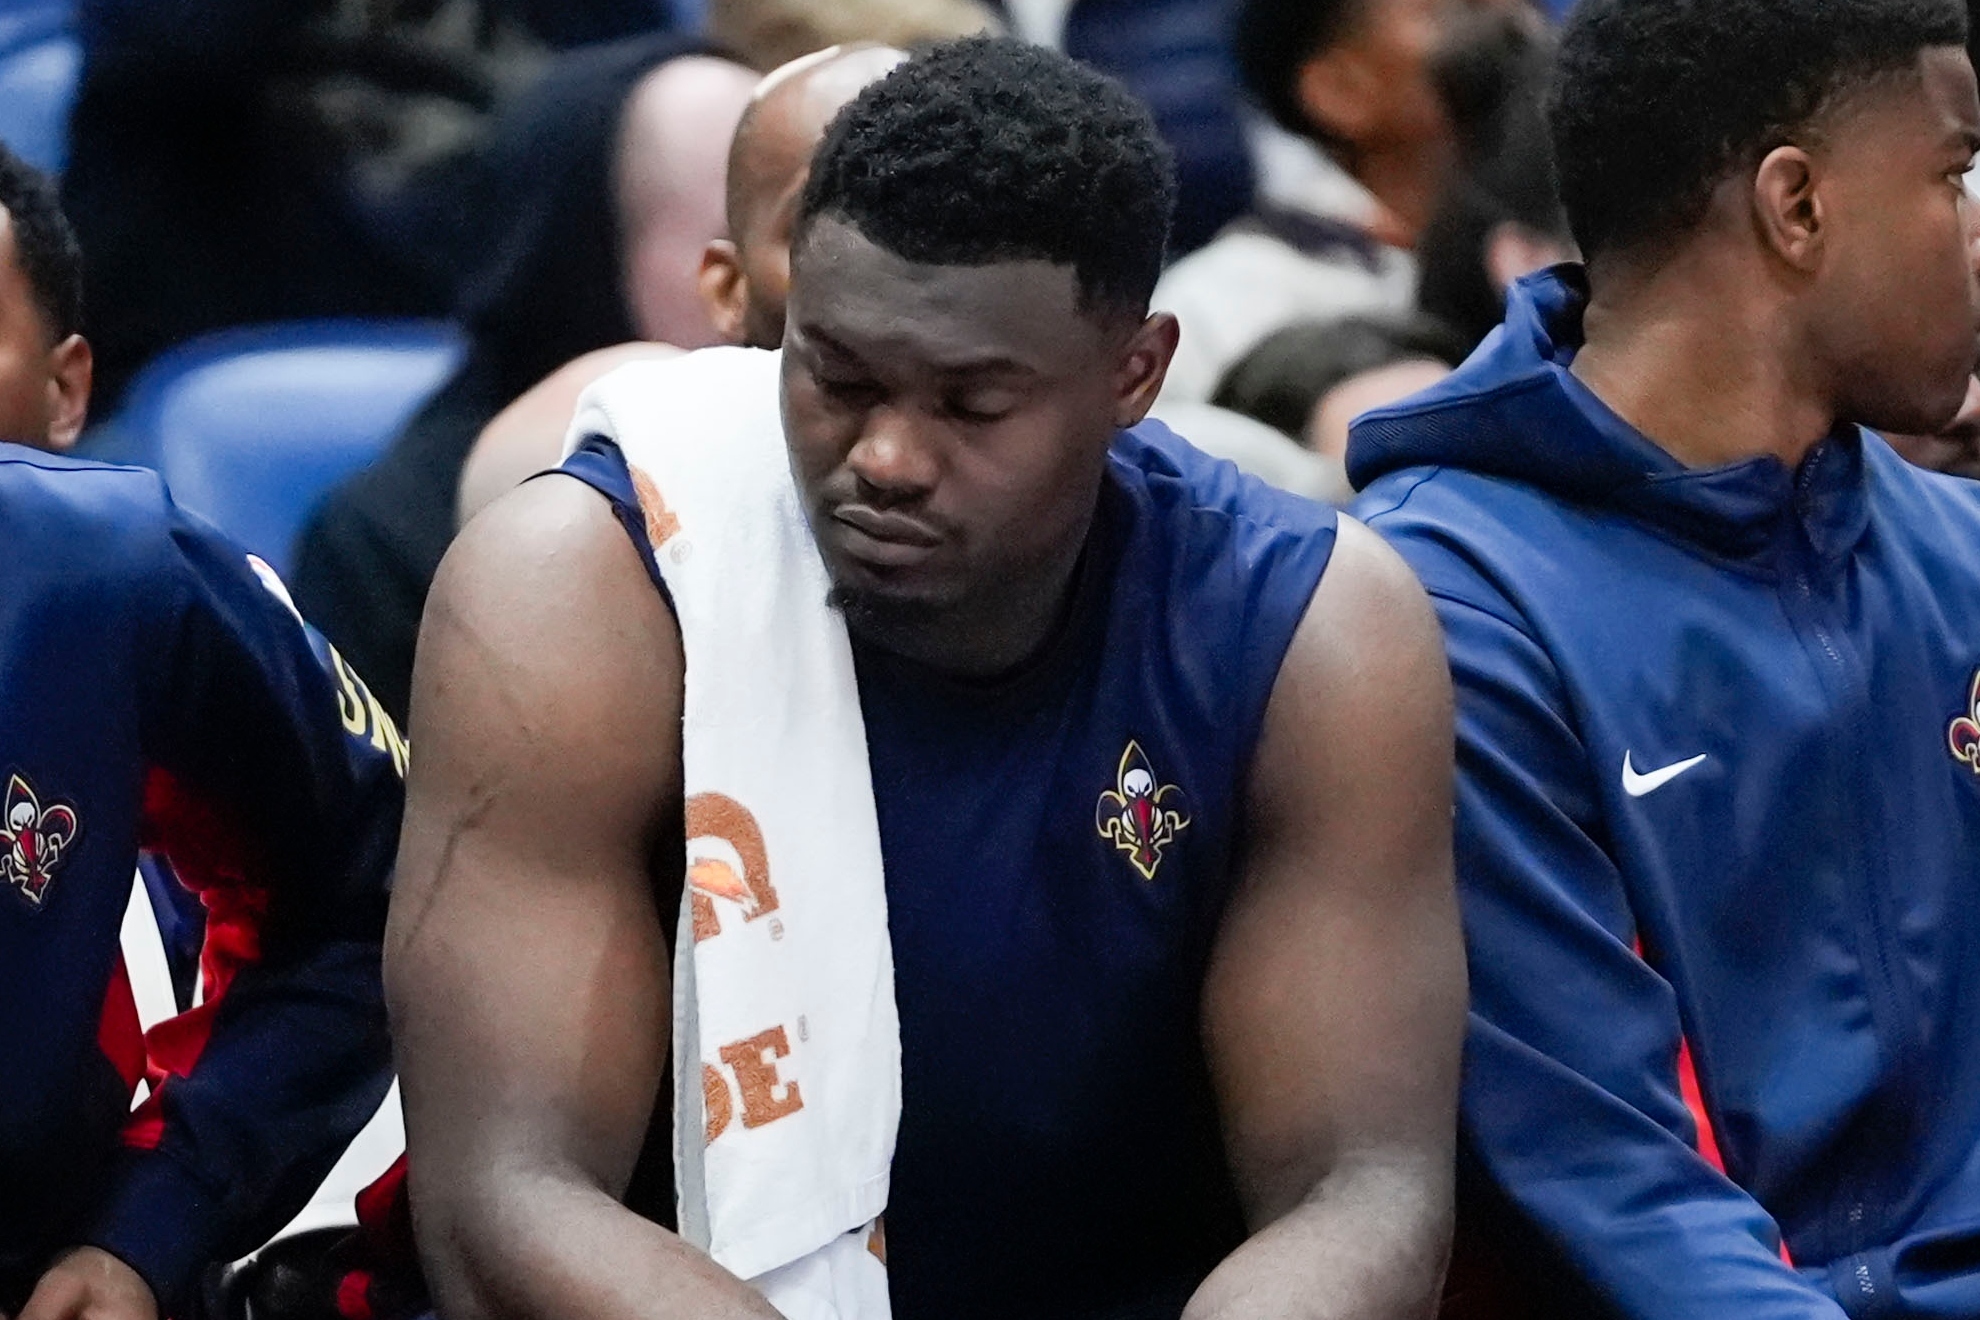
(569, 348), (900, 1320)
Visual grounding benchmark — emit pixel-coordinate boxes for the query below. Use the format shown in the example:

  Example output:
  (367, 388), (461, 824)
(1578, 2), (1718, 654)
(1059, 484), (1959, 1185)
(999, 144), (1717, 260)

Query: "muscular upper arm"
(1204, 515), (1465, 1225)
(387, 472), (682, 1236)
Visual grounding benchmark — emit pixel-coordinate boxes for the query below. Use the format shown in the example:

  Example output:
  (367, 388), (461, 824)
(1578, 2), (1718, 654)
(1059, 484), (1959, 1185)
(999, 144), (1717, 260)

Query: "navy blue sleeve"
(1366, 503), (1847, 1316)
(80, 502), (402, 1311)
(555, 435), (672, 604)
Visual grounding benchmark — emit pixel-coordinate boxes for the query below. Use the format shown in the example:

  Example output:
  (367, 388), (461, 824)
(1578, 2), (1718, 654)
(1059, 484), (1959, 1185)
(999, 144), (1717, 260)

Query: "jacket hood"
(1347, 265), (1869, 568)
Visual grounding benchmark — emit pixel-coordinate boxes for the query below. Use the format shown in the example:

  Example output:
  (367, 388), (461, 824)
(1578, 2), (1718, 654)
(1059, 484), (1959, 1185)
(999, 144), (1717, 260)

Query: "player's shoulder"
(418, 463), (683, 773)
(1863, 428), (1980, 527)
(1352, 462), (1595, 627)
(0, 445), (184, 580)
(1111, 420), (1342, 640)
(1354, 458), (1560, 539)
(439, 464), (677, 655)
(1107, 423), (1345, 744)
(1114, 419), (1338, 540)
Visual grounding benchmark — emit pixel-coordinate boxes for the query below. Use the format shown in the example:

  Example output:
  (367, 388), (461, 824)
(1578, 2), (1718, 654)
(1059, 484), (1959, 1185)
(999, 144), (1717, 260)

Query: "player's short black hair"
(1233, 0), (1367, 139)
(0, 142), (79, 342)
(1552, 0), (1968, 262)
(795, 35), (1177, 317)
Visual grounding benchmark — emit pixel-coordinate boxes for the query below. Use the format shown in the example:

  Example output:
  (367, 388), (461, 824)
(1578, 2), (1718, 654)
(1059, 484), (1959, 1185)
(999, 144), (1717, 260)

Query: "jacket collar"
(1348, 266), (1872, 573)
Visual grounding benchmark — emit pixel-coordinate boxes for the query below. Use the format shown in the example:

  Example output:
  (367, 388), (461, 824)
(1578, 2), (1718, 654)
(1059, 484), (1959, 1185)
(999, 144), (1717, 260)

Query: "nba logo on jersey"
(1095, 741), (1191, 880)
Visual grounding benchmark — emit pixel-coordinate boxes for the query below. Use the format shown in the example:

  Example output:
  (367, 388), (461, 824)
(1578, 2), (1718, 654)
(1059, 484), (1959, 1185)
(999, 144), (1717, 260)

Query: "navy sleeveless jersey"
(564, 420), (1337, 1319)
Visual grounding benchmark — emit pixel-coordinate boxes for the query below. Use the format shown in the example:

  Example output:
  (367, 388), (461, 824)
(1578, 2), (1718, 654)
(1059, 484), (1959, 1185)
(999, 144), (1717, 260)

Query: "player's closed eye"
(943, 397), (1013, 425)
(818, 374), (885, 409)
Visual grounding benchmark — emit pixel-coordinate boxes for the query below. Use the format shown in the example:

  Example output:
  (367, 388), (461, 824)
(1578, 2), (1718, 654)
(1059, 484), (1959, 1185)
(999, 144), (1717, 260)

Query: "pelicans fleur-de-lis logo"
(1950, 668), (1980, 775)
(1095, 741), (1191, 881)
(0, 774), (77, 907)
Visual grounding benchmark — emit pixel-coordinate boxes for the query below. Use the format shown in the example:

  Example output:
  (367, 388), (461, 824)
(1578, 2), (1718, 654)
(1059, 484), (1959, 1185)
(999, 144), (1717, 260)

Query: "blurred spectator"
(455, 42), (906, 529)
(62, 0), (678, 415)
(1155, 0), (1534, 402)
(292, 36), (755, 723)
(1306, 354), (1451, 459)
(992, 0), (1258, 256)
(710, 0), (995, 69)
(1885, 375), (1980, 480)
(0, 143), (89, 449)
(1210, 312), (1464, 457)
(697, 43), (908, 348)
(1148, 398), (1355, 502)
(1415, 20), (1570, 352)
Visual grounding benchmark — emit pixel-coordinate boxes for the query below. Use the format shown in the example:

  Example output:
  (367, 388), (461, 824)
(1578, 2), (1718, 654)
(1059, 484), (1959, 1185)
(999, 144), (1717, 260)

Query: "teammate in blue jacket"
(0, 145), (402, 1320)
(1352, 0), (1980, 1314)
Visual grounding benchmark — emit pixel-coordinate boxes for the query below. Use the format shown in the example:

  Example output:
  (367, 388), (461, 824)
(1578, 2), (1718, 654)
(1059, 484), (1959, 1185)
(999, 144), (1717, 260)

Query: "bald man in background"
(455, 44), (907, 527)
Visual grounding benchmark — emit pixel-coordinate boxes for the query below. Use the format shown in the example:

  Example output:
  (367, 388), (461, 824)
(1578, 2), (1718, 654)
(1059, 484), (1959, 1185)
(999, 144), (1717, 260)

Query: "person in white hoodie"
(1154, 0), (1530, 403)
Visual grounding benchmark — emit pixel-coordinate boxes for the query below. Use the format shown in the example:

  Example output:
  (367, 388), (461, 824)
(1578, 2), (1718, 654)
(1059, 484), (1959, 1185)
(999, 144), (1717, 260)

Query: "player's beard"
(826, 581), (950, 650)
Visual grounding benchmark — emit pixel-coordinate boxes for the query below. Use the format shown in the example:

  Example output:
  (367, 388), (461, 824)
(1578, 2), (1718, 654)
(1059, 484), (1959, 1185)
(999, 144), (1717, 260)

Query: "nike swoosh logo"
(1622, 751), (1709, 798)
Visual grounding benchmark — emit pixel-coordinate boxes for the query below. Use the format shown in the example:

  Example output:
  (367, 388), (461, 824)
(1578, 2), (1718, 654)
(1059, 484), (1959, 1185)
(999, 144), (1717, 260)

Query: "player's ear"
(1111, 311), (1181, 430)
(1752, 144), (1824, 271)
(698, 240), (751, 346)
(43, 333), (90, 451)
(1295, 46), (1380, 147)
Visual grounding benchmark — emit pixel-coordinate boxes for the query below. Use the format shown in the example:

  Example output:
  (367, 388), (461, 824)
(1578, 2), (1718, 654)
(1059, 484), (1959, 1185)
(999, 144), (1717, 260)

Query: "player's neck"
(1572, 257), (1835, 472)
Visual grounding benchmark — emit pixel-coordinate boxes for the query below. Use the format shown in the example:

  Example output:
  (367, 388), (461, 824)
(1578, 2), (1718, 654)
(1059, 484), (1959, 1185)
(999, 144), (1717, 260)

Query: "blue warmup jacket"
(0, 448), (402, 1313)
(1351, 268), (1980, 1318)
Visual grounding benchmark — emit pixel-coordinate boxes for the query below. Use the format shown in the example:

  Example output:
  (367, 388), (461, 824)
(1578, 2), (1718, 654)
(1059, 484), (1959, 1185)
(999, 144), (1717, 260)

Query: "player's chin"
(1860, 366), (1974, 437)
(824, 563), (958, 636)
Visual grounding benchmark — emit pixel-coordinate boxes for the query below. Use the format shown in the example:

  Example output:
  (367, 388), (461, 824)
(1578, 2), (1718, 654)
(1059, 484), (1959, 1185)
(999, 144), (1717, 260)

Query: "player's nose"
(847, 405), (940, 499)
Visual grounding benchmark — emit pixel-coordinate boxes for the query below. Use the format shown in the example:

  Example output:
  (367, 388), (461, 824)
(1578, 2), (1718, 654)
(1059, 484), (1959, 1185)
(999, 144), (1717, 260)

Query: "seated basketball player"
(0, 145), (401, 1320)
(1353, 0), (1980, 1312)
(389, 38), (1463, 1320)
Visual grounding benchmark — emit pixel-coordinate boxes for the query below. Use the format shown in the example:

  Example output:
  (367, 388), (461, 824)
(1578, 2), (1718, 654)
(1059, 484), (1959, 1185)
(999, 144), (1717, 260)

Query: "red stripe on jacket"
(123, 768), (273, 1150)
(97, 955), (146, 1094)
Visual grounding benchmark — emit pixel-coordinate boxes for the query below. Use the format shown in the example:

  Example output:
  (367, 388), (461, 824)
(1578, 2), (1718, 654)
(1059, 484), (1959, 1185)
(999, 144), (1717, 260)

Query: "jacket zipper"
(1789, 466), (1908, 1312)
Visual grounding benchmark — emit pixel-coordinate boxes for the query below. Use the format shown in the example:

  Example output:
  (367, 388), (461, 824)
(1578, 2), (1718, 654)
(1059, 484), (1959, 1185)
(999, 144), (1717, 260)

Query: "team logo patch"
(0, 773), (76, 906)
(1950, 668), (1980, 774)
(1095, 740), (1191, 880)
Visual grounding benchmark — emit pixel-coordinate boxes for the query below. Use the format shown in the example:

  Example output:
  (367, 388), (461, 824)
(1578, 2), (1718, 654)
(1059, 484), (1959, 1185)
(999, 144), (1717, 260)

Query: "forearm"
(1184, 1156), (1451, 1320)
(86, 938), (392, 1310)
(422, 1166), (781, 1320)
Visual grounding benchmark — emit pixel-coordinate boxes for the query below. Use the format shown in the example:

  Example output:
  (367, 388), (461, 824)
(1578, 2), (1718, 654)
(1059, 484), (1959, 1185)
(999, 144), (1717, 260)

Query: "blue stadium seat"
(115, 321), (465, 580)
(0, 2), (70, 38)
(0, 7), (78, 174)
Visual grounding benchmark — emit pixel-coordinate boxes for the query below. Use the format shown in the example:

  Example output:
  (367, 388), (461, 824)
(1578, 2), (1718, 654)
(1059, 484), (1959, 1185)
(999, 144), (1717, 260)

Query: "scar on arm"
(394, 777), (502, 953)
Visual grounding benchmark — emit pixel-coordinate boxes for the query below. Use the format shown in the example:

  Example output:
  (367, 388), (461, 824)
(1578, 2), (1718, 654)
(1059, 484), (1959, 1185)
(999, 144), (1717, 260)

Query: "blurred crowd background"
(0, 0), (1676, 723)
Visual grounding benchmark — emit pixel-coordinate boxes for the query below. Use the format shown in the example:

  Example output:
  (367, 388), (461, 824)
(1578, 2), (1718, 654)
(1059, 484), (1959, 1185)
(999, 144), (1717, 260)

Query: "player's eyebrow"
(802, 325), (1042, 380)
(928, 353), (1039, 381)
(795, 325), (869, 367)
